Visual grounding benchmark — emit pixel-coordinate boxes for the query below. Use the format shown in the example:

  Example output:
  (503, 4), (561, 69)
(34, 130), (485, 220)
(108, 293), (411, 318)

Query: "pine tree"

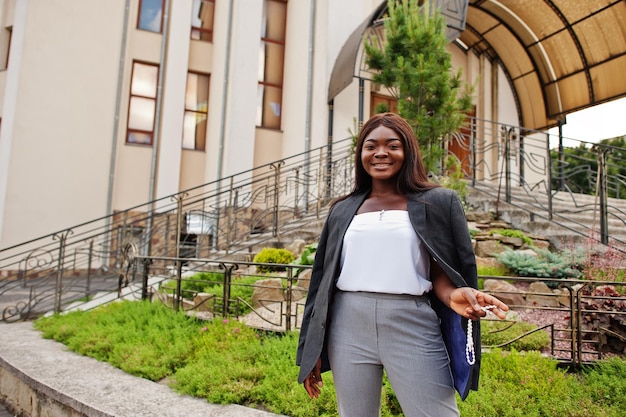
(365, 0), (473, 173)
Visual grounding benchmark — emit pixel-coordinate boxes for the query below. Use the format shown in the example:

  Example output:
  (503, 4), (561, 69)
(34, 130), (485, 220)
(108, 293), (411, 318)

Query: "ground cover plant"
(35, 301), (626, 417)
(160, 272), (277, 315)
(489, 228), (533, 246)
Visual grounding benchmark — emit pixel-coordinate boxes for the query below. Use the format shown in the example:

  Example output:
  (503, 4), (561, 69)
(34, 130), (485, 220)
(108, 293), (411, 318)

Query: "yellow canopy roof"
(329, 0), (626, 130)
(460, 0), (626, 129)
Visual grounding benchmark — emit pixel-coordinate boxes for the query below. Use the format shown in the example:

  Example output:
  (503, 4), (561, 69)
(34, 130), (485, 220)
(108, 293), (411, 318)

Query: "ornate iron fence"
(116, 253), (626, 368)
(0, 138), (353, 322)
(451, 117), (626, 250)
(2, 116), (626, 323)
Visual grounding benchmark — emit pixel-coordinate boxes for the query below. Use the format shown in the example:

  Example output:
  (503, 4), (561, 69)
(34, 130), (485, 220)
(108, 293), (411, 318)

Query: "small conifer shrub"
(253, 248), (295, 273)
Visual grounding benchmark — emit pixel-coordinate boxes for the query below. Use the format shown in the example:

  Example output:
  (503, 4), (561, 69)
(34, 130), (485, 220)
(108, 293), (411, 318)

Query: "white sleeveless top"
(336, 210), (433, 295)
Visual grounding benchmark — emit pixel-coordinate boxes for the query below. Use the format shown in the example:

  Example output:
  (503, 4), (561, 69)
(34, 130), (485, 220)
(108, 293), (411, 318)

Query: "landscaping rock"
(250, 278), (284, 307)
(490, 220), (511, 229)
(553, 287), (572, 307)
(497, 235), (524, 248)
(465, 211), (495, 223)
(286, 239), (306, 257)
(286, 285), (308, 302)
(515, 248), (539, 257)
(475, 239), (507, 257)
(193, 292), (215, 312)
(529, 238), (551, 250)
(526, 282), (560, 307)
(475, 256), (506, 273)
(296, 268), (312, 290)
(483, 279), (526, 308)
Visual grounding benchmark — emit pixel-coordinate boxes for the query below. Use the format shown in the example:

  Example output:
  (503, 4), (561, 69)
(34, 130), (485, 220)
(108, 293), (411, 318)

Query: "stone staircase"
(215, 182), (626, 260)
(5, 181), (622, 322)
(201, 210), (329, 263)
(467, 182), (626, 252)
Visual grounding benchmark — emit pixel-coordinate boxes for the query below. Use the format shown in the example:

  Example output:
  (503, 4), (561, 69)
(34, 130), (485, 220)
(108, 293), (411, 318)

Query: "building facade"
(0, 0), (518, 249)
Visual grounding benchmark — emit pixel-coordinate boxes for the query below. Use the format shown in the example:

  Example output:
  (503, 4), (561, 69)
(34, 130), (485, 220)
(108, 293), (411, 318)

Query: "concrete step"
(467, 183), (626, 251)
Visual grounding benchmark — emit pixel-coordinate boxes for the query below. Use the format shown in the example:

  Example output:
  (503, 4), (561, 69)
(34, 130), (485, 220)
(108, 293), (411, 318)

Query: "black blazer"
(296, 187), (480, 400)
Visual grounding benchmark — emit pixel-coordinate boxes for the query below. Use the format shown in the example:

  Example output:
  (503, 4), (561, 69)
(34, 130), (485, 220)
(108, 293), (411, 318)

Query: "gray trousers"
(327, 291), (459, 417)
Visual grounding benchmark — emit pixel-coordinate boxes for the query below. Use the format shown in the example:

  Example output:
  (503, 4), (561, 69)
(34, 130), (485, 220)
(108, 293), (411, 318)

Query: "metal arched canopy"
(461, 0), (626, 130)
(328, 0), (626, 131)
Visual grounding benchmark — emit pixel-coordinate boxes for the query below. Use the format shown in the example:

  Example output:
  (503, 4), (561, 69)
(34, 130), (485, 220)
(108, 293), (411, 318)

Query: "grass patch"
(35, 301), (626, 417)
(481, 320), (551, 351)
(35, 301), (198, 380)
(460, 350), (626, 417)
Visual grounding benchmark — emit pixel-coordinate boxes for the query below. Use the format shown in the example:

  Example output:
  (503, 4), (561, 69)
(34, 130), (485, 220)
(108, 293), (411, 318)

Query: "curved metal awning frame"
(462, 0), (626, 130)
(328, 0), (469, 101)
(328, 0), (626, 131)
(327, 2), (388, 101)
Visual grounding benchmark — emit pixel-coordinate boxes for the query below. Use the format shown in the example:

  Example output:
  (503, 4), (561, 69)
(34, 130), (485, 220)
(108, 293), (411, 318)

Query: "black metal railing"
(451, 117), (626, 250)
(0, 138), (353, 322)
(117, 253), (626, 368)
(2, 116), (625, 323)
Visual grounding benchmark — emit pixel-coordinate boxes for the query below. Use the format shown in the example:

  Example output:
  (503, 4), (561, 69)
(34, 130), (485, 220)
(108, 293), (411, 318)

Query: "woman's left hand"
(448, 287), (509, 320)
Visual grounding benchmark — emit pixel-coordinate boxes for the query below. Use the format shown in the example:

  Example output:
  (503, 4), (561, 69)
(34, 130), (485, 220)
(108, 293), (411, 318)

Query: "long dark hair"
(352, 112), (439, 194)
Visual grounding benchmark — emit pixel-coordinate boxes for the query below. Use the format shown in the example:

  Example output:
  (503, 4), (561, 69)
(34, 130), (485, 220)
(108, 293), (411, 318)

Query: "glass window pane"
(191, 0), (214, 42)
(131, 63), (158, 98)
(262, 1), (286, 42)
(257, 84), (281, 129)
(138, 0), (163, 32)
(262, 42), (284, 85)
(185, 73), (210, 111)
(128, 97), (155, 131)
(195, 114), (207, 150)
(128, 131), (152, 145)
(183, 112), (207, 150)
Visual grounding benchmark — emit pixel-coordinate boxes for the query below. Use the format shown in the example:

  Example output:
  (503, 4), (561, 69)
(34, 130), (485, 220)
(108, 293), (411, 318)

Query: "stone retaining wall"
(0, 356), (104, 417)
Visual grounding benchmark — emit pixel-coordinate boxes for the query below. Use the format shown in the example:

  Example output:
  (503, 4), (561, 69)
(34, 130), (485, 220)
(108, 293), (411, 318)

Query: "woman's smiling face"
(360, 125), (405, 183)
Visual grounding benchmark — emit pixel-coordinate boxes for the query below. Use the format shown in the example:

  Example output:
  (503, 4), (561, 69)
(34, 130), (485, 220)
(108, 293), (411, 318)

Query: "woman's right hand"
(303, 358), (323, 399)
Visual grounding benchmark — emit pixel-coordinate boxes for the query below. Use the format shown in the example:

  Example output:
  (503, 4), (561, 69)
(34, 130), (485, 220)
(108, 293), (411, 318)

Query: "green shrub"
(477, 258), (510, 289)
(490, 228), (533, 246)
(201, 275), (269, 315)
(161, 270), (288, 312)
(292, 243), (317, 266)
(161, 271), (224, 297)
(162, 273), (274, 315)
(433, 155), (468, 203)
(496, 247), (583, 282)
(253, 248), (295, 273)
(461, 350), (605, 417)
(481, 320), (551, 351)
(290, 243), (317, 276)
